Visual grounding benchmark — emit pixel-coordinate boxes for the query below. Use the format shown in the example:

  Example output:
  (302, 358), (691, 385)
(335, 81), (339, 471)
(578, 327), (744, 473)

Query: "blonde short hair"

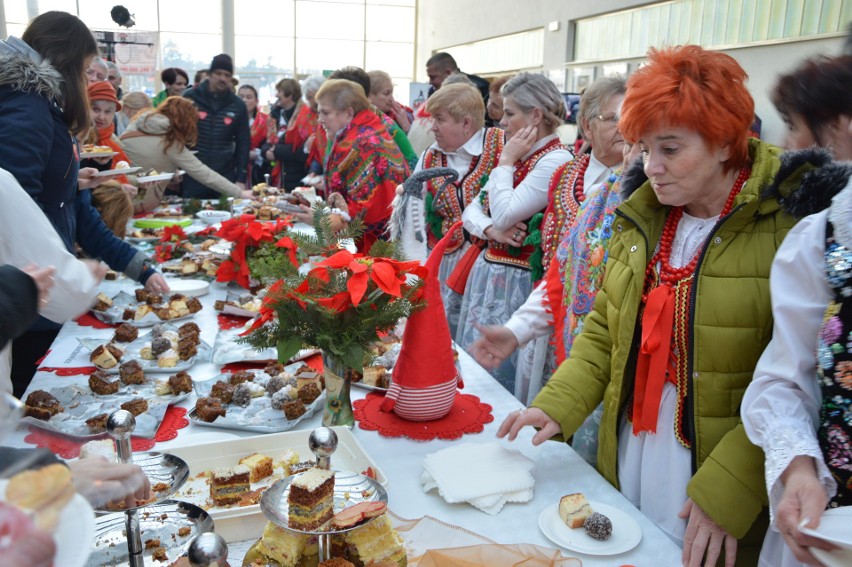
(367, 70), (392, 94)
(315, 79), (371, 114)
(426, 83), (485, 130)
(121, 91), (152, 118)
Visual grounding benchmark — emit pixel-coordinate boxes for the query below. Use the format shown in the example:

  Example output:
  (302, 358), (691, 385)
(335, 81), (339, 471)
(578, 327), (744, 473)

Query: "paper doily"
(354, 392), (493, 441)
(22, 406), (190, 459)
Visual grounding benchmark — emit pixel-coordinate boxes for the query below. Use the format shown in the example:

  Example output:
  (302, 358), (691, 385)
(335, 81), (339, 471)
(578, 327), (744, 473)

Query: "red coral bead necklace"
(645, 167), (751, 293)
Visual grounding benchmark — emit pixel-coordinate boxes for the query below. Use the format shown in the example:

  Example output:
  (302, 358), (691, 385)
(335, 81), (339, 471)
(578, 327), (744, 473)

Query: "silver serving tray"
(91, 291), (197, 327)
(79, 326), (211, 374)
(93, 452), (190, 513)
(188, 366), (323, 433)
(21, 387), (190, 440)
(90, 500), (212, 566)
(260, 470), (387, 535)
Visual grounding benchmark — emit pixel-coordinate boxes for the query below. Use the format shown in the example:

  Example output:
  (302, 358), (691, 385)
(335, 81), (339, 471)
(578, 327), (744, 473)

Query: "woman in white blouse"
(742, 54), (852, 567)
(456, 73), (571, 393)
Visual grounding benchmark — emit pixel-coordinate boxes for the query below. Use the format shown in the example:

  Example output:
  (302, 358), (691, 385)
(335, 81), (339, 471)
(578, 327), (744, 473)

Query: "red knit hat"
(88, 81), (122, 111)
(389, 221), (462, 390)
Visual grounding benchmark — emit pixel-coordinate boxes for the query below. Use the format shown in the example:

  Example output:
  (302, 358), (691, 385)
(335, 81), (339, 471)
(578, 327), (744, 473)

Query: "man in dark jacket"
(426, 52), (490, 101)
(182, 53), (250, 199)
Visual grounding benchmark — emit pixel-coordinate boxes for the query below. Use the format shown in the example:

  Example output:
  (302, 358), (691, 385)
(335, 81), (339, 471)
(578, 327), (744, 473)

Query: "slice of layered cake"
(255, 522), (309, 567)
(239, 453), (273, 482)
(344, 513), (406, 566)
(288, 467), (334, 531)
(210, 465), (251, 506)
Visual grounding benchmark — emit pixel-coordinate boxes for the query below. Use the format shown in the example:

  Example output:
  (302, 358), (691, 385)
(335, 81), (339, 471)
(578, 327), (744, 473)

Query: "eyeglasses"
(594, 114), (619, 125)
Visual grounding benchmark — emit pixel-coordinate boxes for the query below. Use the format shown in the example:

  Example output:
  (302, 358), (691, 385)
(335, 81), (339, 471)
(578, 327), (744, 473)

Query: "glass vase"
(321, 353), (354, 428)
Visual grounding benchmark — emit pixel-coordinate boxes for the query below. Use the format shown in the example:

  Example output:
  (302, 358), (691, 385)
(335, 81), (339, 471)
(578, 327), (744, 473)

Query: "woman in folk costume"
(284, 75), (323, 175)
(499, 45), (852, 567)
(238, 84), (272, 187)
(398, 83), (505, 336)
(455, 72), (571, 393)
(469, 75), (627, 409)
(314, 79), (408, 251)
(741, 54), (852, 567)
(382, 222), (464, 421)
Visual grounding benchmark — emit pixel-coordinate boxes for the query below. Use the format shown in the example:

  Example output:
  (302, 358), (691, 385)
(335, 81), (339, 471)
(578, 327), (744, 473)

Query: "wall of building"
(416, 0), (847, 146)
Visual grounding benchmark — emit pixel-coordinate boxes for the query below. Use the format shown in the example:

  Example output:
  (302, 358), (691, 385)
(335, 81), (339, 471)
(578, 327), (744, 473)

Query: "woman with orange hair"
(497, 45), (849, 567)
(120, 96), (252, 211)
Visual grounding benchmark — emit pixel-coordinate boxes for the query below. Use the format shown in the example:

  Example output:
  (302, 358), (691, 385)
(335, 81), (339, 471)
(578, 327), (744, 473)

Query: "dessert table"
(5, 274), (683, 566)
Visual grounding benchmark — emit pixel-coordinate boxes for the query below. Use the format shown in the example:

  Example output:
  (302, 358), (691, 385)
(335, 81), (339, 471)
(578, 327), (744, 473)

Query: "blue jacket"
(0, 38), (78, 252)
(0, 38), (155, 329)
(182, 80), (250, 198)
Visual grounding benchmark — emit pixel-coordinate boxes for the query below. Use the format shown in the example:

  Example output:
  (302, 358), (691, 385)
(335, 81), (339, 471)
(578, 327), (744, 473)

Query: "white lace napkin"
(421, 442), (536, 515)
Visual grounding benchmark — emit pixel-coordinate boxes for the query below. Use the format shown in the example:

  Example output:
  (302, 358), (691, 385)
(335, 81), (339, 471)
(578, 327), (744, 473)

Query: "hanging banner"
(93, 30), (159, 75)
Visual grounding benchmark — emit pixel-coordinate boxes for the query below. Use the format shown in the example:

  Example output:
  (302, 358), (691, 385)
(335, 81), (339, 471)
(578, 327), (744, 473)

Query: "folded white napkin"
(421, 442), (536, 515)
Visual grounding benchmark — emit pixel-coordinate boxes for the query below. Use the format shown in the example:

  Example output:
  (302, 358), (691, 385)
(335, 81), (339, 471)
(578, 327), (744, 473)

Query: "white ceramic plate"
(0, 480), (95, 567)
(538, 501), (641, 556)
(811, 545), (852, 567)
(163, 278), (210, 297)
(93, 166), (142, 177)
(136, 172), (175, 183)
(799, 506), (852, 549)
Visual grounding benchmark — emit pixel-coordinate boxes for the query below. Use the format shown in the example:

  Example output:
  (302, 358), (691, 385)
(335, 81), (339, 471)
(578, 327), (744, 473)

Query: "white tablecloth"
(6, 277), (683, 567)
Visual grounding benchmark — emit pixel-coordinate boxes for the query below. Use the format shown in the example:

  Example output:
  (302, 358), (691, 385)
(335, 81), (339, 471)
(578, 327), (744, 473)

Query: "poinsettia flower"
(161, 225), (187, 243)
(274, 236), (298, 266)
(316, 250), (420, 305)
(316, 291), (353, 313)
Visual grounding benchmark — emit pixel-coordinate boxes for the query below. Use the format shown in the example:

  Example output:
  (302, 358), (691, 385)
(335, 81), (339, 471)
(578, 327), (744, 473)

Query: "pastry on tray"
(288, 467), (334, 531)
(209, 465), (251, 506)
(195, 397), (226, 422)
(23, 390), (64, 420)
(119, 360), (145, 385)
(89, 370), (120, 394)
(120, 397), (148, 416)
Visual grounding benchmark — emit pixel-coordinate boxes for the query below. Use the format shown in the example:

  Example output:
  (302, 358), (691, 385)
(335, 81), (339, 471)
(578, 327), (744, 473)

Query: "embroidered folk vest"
(423, 127), (504, 254)
(817, 221), (852, 508)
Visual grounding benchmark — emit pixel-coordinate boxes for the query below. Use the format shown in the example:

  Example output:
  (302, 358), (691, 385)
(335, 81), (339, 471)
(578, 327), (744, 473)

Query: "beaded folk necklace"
(633, 166), (751, 447)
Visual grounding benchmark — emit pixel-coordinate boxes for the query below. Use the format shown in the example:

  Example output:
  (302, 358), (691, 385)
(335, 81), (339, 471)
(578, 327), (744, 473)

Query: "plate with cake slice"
(80, 321), (210, 374)
(538, 495), (641, 556)
(187, 363), (324, 433)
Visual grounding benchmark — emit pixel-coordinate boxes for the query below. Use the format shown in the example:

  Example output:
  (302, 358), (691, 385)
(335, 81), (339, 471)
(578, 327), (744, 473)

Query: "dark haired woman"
(238, 84), (272, 187)
(771, 54), (852, 160)
(0, 11), (167, 395)
(152, 67), (189, 107)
